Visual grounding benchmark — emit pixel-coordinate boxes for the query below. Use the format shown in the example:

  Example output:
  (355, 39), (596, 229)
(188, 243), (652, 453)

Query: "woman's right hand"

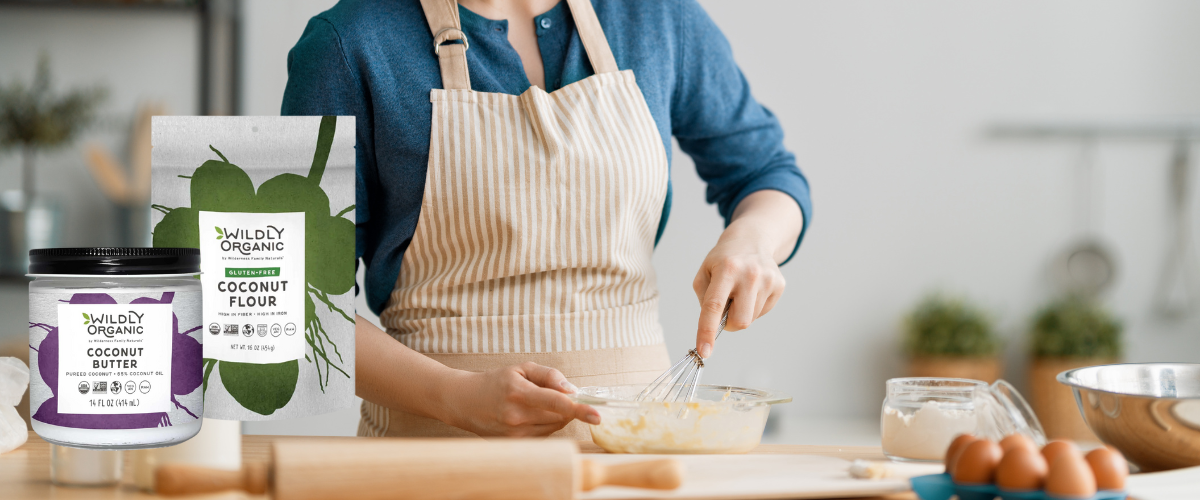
(438, 362), (601, 437)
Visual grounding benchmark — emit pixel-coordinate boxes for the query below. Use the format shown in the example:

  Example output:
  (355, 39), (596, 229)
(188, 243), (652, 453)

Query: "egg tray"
(910, 473), (1126, 500)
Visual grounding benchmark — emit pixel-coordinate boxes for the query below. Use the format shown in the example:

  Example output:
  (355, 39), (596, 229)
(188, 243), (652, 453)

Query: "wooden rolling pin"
(156, 438), (683, 499)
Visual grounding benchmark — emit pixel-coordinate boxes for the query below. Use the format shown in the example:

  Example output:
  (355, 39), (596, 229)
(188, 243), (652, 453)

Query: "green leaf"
(82, 313), (90, 324)
(152, 207), (200, 249)
(307, 116), (337, 184)
(219, 360), (299, 415)
(201, 358), (217, 394)
(214, 226), (224, 239)
(209, 145), (229, 163)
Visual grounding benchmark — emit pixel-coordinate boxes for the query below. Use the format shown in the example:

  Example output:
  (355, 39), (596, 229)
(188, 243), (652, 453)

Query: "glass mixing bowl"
(572, 384), (791, 454)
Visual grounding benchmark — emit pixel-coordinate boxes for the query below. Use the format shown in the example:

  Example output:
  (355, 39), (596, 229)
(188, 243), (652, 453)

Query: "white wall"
(240, 0), (340, 116)
(235, 0), (1200, 435)
(664, 0), (1200, 419)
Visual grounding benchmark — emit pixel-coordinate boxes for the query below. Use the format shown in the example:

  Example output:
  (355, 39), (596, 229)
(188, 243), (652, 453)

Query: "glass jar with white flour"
(881, 377), (1046, 462)
(28, 248), (203, 449)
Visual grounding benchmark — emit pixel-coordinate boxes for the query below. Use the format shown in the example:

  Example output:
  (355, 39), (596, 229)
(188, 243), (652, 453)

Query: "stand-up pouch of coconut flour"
(151, 116), (355, 420)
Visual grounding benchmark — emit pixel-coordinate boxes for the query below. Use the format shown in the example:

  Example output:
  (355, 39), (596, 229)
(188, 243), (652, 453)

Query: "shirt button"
(539, 18), (552, 29)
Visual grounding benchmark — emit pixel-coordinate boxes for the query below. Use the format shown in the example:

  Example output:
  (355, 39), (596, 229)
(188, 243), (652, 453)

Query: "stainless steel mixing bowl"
(1058, 363), (1200, 471)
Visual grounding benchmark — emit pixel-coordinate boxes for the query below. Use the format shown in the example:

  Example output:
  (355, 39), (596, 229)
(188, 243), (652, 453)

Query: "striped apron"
(359, 0), (671, 439)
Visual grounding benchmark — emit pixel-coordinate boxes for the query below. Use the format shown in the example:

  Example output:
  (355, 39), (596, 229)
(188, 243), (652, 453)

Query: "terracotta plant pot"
(908, 356), (1002, 383)
(1030, 357), (1115, 441)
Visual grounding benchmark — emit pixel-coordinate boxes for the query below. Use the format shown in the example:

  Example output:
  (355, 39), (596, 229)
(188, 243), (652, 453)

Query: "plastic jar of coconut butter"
(28, 248), (203, 449)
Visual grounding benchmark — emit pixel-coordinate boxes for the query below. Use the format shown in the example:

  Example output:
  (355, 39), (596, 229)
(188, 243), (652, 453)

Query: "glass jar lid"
(28, 247), (200, 275)
(976, 379), (1047, 446)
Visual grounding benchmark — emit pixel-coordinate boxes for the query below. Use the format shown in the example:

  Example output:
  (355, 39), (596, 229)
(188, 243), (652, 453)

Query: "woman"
(282, 0), (811, 439)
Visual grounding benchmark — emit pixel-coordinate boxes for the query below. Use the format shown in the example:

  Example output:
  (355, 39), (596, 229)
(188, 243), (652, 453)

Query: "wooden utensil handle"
(155, 462), (269, 496)
(580, 459), (684, 491)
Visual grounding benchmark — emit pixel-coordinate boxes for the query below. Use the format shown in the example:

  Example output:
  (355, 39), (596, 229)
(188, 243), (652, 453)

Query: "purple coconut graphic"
(30, 292), (202, 429)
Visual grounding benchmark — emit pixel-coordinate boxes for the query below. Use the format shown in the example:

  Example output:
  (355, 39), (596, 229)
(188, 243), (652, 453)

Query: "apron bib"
(360, 0), (670, 439)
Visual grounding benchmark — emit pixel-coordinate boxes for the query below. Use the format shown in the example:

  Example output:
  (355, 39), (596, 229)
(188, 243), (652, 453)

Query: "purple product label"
(29, 291), (203, 429)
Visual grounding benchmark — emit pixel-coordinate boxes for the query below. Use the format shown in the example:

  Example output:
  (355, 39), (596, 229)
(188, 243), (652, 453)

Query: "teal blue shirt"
(282, 0), (812, 315)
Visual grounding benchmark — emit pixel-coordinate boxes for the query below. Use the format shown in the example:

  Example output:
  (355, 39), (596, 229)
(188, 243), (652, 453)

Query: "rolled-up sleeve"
(670, 0), (812, 264)
(282, 17), (377, 297)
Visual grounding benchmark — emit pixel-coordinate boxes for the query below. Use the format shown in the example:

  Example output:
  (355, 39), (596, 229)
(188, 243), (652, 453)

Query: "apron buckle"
(432, 28), (469, 56)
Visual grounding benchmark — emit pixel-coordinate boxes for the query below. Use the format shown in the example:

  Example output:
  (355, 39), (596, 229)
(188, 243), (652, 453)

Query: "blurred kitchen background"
(2, 0), (1199, 444)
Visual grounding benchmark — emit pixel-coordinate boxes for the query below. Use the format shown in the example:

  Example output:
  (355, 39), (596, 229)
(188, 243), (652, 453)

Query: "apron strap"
(421, 0), (472, 90)
(563, 0), (618, 74)
(419, 0), (619, 90)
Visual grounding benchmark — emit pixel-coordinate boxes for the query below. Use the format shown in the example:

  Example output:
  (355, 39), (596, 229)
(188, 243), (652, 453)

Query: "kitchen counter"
(1, 431), (914, 500)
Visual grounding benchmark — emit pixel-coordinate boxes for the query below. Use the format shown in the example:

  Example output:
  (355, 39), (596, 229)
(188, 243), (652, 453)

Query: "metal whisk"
(636, 300), (731, 403)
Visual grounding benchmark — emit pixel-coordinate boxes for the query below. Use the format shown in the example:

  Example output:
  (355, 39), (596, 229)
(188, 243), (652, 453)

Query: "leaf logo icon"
(82, 313), (91, 325)
(215, 226), (224, 240)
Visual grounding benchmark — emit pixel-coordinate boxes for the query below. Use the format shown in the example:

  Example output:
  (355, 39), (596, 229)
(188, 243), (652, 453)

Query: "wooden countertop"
(0, 431), (914, 500)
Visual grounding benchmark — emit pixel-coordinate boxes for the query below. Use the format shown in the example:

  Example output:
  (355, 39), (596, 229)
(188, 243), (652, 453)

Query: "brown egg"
(1086, 446), (1129, 491)
(945, 434), (979, 475)
(995, 444), (1048, 491)
(1000, 434), (1036, 453)
(1041, 440), (1078, 465)
(1045, 447), (1097, 499)
(952, 439), (1003, 485)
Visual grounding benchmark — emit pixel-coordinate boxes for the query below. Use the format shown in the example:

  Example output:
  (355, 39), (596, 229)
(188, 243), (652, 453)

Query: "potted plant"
(1028, 296), (1123, 440)
(0, 53), (105, 273)
(903, 294), (1002, 382)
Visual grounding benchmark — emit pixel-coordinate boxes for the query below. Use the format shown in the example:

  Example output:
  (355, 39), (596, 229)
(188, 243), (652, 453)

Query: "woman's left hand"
(692, 190), (803, 358)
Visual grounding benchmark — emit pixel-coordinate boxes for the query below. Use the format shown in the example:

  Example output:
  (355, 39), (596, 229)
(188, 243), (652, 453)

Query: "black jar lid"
(28, 248), (200, 275)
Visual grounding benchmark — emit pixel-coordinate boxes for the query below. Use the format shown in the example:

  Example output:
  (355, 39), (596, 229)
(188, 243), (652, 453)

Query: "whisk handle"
(713, 298), (733, 341)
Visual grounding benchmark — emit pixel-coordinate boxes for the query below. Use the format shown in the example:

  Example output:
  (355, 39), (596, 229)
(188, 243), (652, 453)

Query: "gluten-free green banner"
(225, 267), (280, 278)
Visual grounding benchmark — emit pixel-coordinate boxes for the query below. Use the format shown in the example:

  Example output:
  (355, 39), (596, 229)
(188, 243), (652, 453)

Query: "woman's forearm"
(692, 189), (803, 355)
(725, 189), (804, 263)
(354, 314), (600, 436)
(355, 314), (463, 422)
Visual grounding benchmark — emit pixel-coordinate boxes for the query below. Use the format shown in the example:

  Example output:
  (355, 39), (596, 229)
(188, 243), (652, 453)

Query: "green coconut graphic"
(152, 116), (353, 415)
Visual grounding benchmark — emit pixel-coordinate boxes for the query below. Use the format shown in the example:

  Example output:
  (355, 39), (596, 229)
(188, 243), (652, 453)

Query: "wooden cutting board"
(581, 454), (944, 500)
(4, 433), (939, 500)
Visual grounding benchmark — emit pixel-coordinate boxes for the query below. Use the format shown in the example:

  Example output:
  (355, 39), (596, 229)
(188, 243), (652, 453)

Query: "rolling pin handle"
(580, 459), (684, 491)
(155, 462), (270, 496)
(244, 461), (271, 494)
